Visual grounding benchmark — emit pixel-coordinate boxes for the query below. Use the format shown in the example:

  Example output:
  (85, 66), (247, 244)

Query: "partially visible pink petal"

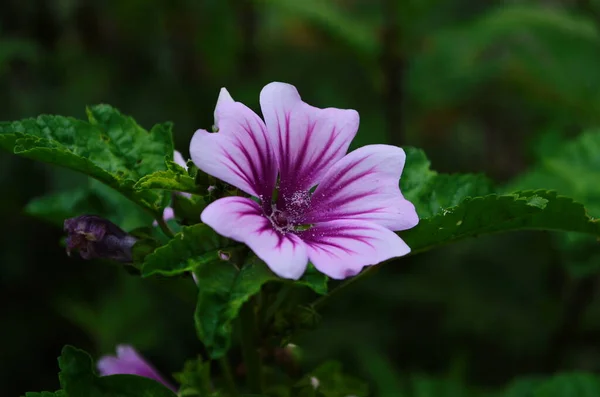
(97, 345), (177, 392)
(152, 207), (175, 227)
(201, 197), (309, 279)
(173, 150), (188, 170)
(305, 144), (419, 231)
(298, 220), (410, 279)
(190, 95), (277, 200)
(259, 82), (359, 197)
(172, 151), (192, 199)
(214, 88), (234, 127)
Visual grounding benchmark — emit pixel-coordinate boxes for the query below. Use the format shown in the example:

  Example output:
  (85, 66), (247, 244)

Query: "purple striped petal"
(97, 345), (177, 392)
(201, 197), (308, 279)
(305, 144), (419, 231)
(298, 220), (410, 279)
(259, 82), (359, 199)
(190, 91), (277, 200)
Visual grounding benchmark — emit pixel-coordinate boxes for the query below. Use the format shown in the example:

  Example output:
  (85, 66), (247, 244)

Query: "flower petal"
(97, 345), (176, 392)
(152, 207), (175, 227)
(172, 151), (192, 199)
(298, 220), (410, 279)
(259, 82), (359, 196)
(173, 150), (188, 169)
(214, 87), (234, 127)
(201, 197), (308, 279)
(190, 92), (277, 199)
(305, 144), (419, 231)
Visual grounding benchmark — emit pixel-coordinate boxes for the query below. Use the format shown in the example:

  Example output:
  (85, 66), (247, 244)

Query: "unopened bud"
(64, 215), (137, 263)
(218, 250), (231, 261)
(310, 376), (320, 390)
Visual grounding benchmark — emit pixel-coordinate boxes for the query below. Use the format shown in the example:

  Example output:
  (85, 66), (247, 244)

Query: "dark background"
(2, 0), (600, 395)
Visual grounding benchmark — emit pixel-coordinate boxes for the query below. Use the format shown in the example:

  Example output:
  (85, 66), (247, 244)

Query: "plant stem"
(218, 356), (239, 397)
(155, 215), (175, 239)
(239, 301), (263, 394)
(545, 273), (600, 371)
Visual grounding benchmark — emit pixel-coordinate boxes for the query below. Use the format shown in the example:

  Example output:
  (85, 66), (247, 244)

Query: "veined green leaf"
(402, 147), (494, 218)
(402, 190), (599, 255)
(194, 257), (278, 358)
(141, 223), (238, 277)
(0, 105), (174, 216)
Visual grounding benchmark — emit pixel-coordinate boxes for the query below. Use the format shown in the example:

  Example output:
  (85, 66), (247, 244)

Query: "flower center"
(267, 190), (312, 234)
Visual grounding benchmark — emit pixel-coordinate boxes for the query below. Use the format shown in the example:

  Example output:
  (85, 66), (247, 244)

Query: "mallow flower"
(190, 82), (418, 280)
(97, 345), (177, 392)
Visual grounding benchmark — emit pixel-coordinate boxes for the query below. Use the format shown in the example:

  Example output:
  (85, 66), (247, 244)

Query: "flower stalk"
(218, 356), (238, 397)
(239, 300), (263, 394)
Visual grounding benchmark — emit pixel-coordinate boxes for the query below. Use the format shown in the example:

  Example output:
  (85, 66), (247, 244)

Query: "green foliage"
(173, 357), (213, 397)
(509, 129), (600, 276)
(26, 178), (152, 231)
(23, 392), (66, 397)
(141, 223), (238, 277)
(0, 105), (173, 216)
(409, 4), (600, 120)
(397, 148), (600, 257)
(510, 130), (600, 216)
(402, 190), (600, 255)
(401, 147), (494, 218)
(52, 346), (177, 396)
(135, 160), (201, 195)
(194, 257), (278, 358)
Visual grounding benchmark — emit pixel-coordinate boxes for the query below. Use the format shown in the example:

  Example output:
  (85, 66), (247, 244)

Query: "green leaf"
(58, 345), (177, 396)
(173, 357), (212, 397)
(134, 160), (200, 195)
(533, 373), (600, 397)
(509, 130), (600, 217)
(401, 147), (494, 219)
(294, 361), (369, 397)
(508, 129), (600, 276)
(194, 257), (278, 358)
(172, 194), (209, 224)
(295, 265), (328, 296)
(0, 105), (174, 215)
(141, 223), (239, 277)
(402, 190), (600, 256)
(26, 178), (152, 231)
(409, 4), (600, 119)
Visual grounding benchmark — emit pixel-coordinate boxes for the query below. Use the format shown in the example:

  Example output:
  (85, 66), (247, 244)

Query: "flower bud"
(64, 215), (137, 263)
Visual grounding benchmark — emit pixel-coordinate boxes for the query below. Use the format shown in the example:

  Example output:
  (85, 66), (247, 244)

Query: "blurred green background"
(3, 0), (600, 395)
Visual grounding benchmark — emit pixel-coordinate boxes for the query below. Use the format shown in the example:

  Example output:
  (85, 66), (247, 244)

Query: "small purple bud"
(218, 250), (231, 261)
(64, 215), (137, 263)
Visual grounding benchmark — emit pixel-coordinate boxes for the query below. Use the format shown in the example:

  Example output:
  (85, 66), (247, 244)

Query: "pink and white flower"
(190, 82), (418, 280)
